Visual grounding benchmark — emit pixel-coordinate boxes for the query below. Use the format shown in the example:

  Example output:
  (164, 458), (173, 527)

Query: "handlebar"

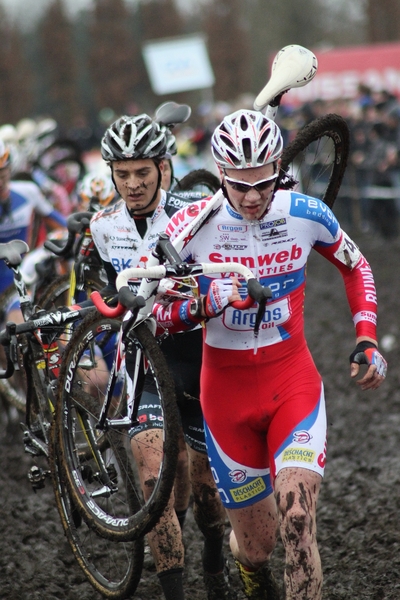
(0, 305), (96, 378)
(90, 291), (146, 318)
(44, 211), (93, 256)
(90, 262), (272, 317)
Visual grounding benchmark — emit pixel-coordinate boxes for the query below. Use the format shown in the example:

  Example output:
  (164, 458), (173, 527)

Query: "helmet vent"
(260, 128), (271, 146)
(240, 115), (249, 131)
(242, 138), (252, 162)
(221, 133), (236, 152)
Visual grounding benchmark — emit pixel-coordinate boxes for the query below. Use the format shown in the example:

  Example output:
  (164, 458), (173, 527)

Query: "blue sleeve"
(47, 209), (67, 228)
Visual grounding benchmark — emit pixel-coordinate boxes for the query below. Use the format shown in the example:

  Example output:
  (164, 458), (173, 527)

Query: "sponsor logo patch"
(229, 477), (266, 503)
(282, 448), (316, 463)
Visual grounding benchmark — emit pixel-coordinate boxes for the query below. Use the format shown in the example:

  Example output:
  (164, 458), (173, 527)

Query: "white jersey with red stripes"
(163, 188), (378, 351)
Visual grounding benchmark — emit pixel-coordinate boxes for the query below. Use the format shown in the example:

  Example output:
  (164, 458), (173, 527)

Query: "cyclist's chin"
(239, 205), (265, 221)
(126, 198), (150, 212)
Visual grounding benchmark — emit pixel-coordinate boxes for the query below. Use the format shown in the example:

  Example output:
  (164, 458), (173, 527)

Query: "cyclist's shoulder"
(283, 190), (338, 225)
(9, 179), (42, 200)
(90, 199), (125, 225)
(164, 189), (210, 217)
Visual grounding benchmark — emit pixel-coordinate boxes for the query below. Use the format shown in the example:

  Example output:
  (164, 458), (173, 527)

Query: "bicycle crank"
(21, 424), (49, 458)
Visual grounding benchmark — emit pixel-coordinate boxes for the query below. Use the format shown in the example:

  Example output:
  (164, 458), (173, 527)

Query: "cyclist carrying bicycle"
(89, 114), (236, 600)
(152, 109), (387, 600)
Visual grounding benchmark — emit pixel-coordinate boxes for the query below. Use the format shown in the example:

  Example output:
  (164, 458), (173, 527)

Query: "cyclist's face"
(112, 159), (163, 213)
(223, 162), (279, 221)
(0, 167), (10, 201)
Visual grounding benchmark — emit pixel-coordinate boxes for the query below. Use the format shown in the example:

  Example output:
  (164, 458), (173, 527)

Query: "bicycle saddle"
(154, 101), (191, 127)
(254, 44), (318, 111)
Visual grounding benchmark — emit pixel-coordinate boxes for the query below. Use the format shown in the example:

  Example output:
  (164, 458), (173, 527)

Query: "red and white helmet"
(211, 109), (283, 170)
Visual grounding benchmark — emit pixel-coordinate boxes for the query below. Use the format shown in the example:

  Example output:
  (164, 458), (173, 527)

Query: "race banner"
(282, 41), (400, 105)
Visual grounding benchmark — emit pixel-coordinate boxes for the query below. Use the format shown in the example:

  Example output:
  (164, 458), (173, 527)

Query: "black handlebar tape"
(44, 211), (92, 256)
(44, 232), (75, 256)
(67, 211), (93, 233)
(247, 279), (273, 303)
(118, 287), (146, 311)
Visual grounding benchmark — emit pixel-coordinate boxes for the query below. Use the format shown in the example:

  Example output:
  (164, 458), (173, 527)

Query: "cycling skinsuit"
(154, 189), (378, 508)
(0, 180), (67, 294)
(90, 189), (207, 453)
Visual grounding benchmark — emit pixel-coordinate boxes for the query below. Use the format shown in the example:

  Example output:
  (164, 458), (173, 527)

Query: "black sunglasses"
(224, 173), (278, 194)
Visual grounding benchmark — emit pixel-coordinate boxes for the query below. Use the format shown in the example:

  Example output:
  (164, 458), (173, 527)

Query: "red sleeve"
(314, 239), (377, 340)
(153, 299), (204, 335)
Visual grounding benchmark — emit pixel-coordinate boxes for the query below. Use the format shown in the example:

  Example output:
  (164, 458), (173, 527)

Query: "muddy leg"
(275, 467), (322, 600)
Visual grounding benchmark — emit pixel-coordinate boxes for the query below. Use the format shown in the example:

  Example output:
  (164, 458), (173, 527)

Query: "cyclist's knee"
(229, 528), (275, 568)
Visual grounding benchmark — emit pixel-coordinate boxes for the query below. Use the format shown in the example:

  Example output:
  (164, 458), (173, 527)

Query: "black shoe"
(203, 562), (238, 600)
(235, 559), (281, 600)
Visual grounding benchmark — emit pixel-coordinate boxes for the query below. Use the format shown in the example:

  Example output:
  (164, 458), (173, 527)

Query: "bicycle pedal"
(105, 416), (134, 429)
(28, 465), (50, 491)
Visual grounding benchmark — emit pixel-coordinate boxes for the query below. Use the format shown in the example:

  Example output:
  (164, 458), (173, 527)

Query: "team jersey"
(90, 188), (205, 277)
(159, 188), (378, 352)
(0, 181), (66, 293)
(154, 188), (379, 506)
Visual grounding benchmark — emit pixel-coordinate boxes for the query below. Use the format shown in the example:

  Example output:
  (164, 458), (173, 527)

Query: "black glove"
(349, 341), (387, 377)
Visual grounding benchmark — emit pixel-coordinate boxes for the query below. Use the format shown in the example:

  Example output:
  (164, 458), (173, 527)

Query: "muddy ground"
(1, 230), (400, 600)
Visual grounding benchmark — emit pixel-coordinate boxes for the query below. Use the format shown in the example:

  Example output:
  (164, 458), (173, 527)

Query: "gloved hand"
(204, 279), (236, 318)
(349, 340), (387, 389)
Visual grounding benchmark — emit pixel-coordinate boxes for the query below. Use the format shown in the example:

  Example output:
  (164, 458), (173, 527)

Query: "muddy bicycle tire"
(35, 272), (104, 310)
(55, 311), (180, 541)
(280, 113), (350, 209)
(34, 273), (71, 309)
(175, 169), (220, 194)
(50, 424), (144, 598)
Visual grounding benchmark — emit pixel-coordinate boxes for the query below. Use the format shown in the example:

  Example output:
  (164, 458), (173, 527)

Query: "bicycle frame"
(0, 239), (95, 466)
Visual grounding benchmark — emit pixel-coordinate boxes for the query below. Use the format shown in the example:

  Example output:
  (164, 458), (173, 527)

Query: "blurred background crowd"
(1, 0), (400, 239)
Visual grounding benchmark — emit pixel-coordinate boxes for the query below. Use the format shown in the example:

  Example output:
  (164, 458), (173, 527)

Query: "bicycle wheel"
(56, 311), (180, 541)
(280, 113), (350, 208)
(175, 168), (220, 195)
(0, 332), (43, 415)
(50, 426), (144, 599)
(34, 273), (71, 309)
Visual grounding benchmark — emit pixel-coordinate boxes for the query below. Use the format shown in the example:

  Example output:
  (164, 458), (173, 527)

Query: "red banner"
(282, 42), (400, 105)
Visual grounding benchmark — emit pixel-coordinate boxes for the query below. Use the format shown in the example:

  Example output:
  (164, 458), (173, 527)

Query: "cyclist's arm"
(153, 298), (205, 335)
(44, 210), (67, 230)
(98, 260), (119, 300)
(314, 232), (378, 343)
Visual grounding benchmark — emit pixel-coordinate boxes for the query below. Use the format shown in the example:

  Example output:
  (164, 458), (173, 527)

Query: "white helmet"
(211, 109), (283, 170)
(101, 114), (168, 162)
(0, 124), (17, 144)
(16, 118), (37, 142)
